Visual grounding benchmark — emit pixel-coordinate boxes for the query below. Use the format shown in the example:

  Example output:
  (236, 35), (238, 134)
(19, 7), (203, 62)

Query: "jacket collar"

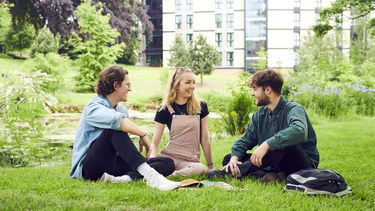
(100, 95), (117, 109)
(267, 96), (285, 116)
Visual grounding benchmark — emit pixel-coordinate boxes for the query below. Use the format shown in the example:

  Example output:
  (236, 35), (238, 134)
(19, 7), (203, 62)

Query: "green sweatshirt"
(231, 97), (319, 168)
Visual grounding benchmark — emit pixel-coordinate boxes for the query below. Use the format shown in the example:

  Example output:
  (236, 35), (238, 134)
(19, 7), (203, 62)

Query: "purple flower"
(360, 85), (367, 90)
(356, 87), (361, 92)
(362, 89), (369, 93)
(306, 84), (313, 90)
(5, 74), (7, 79)
(334, 88), (340, 96)
(1, 73), (4, 78)
(344, 82), (350, 88)
(369, 88), (375, 92)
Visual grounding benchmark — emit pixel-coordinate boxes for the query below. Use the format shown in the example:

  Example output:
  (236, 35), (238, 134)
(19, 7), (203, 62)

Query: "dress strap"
(166, 104), (175, 115)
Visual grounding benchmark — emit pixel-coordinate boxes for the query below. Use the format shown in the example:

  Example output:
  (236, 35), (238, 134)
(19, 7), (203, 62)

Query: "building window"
(186, 33), (193, 45)
(215, 0), (222, 9)
(186, 0), (193, 10)
(227, 52), (233, 66)
(294, 0), (300, 8)
(294, 32), (300, 47)
(216, 33), (222, 47)
(187, 15), (193, 29)
(227, 13), (234, 28)
(227, 0), (234, 9)
(219, 52), (222, 66)
(175, 15), (182, 29)
(176, 0), (182, 11)
(215, 14), (222, 28)
(294, 13), (300, 27)
(227, 32), (234, 47)
(315, 0), (322, 8)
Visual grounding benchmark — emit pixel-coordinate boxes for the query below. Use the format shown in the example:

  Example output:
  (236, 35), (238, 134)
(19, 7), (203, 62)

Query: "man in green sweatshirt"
(207, 69), (319, 182)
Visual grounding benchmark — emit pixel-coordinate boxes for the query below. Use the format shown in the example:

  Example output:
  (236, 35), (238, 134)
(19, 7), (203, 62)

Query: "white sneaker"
(100, 172), (132, 183)
(144, 170), (181, 191)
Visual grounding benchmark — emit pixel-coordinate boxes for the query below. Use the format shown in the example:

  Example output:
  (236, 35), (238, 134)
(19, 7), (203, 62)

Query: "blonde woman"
(150, 67), (214, 176)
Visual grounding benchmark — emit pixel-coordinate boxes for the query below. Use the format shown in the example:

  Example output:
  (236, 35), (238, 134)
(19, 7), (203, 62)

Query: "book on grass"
(178, 179), (241, 190)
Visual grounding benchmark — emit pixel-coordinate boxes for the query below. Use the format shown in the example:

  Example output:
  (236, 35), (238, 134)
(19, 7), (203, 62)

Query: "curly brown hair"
(95, 65), (128, 96)
(249, 69), (283, 95)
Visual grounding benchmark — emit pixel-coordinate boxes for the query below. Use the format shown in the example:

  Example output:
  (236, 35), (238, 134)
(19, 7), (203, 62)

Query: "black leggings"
(222, 145), (314, 178)
(82, 129), (175, 181)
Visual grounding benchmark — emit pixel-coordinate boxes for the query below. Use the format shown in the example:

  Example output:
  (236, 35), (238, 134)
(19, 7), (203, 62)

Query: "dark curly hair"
(249, 69), (283, 95)
(95, 65), (128, 96)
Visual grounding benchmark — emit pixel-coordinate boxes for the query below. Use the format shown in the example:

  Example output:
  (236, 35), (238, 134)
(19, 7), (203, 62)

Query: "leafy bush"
(26, 53), (70, 93)
(221, 73), (256, 136)
(290, 85), (348, 118)
(342, 83), (375, 116)
(0, 71), (57, 167)
(30, 26), (60, 57)
(200, 91), (229, 113)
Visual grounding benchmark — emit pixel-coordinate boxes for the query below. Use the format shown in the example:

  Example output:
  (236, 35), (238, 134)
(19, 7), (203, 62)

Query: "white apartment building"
(161, 0), (351, 72)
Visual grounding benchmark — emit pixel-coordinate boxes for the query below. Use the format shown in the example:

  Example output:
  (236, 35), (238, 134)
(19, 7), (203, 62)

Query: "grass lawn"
(1, 116), (374, 210)
(0, 57), (237, 107)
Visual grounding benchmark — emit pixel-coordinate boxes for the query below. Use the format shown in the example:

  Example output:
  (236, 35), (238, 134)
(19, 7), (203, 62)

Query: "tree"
(0, 2), (12, 53)
(30, 26), (60, 57)
(168, 35), (189, 67)
(4, 0), (153, 45)
(73, 0), (125, 91)
(117, 37), (139, 65)
(254, 46), (267, 70)
(188, 34), (220, 85)
(314, 0), (375, 37)
(5, 22), (35, 55)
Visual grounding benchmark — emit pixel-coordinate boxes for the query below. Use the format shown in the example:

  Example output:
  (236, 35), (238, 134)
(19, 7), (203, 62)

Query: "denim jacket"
(70, 96), (129, 178)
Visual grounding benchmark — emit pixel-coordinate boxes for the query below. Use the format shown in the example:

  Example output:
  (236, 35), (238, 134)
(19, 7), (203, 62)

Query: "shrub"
(30, 26), (60, 57)
(342, 83), (375, 116)
(291, 86), (348, 118)
(221, 73), (256, 136)
(200, 91), (229, 113)
(0, 71), (57, 167)
(26, 53), (70, 93)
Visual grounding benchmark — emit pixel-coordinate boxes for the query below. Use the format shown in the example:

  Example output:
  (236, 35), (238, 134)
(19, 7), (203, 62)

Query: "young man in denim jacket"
(70, 65), (180, 190)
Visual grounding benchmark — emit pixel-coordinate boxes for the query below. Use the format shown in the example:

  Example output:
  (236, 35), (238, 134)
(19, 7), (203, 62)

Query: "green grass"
(1, 57), (236, 108)
(1, 116), (374, 210)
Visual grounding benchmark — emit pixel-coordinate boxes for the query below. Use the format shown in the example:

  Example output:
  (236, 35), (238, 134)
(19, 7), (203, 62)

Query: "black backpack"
(284, 168), (352, 196)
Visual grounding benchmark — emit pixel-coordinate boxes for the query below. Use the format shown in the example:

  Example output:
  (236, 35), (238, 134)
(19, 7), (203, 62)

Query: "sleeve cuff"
(231, 152), (243, 160)
(266, 138), (276, 151)
(113, 113), (124, 130)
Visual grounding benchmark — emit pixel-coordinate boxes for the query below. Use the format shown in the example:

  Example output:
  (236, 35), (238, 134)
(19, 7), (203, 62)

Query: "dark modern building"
(146, 0), (163, 67)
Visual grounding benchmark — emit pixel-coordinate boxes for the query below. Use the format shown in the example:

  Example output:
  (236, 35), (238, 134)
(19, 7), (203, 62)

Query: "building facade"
(157, 0), (351, 72)
(145, 0), (163, 67)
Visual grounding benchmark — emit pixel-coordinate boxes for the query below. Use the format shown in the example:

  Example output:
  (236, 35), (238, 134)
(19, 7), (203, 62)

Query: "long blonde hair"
(160, 67), (201, 115)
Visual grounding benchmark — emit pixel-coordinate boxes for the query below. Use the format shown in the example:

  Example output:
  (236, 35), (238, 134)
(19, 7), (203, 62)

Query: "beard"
(256, 93), (271, 106)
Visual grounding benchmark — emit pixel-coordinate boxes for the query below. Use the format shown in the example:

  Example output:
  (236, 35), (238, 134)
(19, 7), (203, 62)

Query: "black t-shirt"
(154, 101), (209, 130)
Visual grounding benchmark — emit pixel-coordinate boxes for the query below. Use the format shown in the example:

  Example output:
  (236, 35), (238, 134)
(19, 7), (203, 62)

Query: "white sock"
(136, 162), (154, 178)
(136, 162), (181, 191)
(115, 175), (132, 182)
